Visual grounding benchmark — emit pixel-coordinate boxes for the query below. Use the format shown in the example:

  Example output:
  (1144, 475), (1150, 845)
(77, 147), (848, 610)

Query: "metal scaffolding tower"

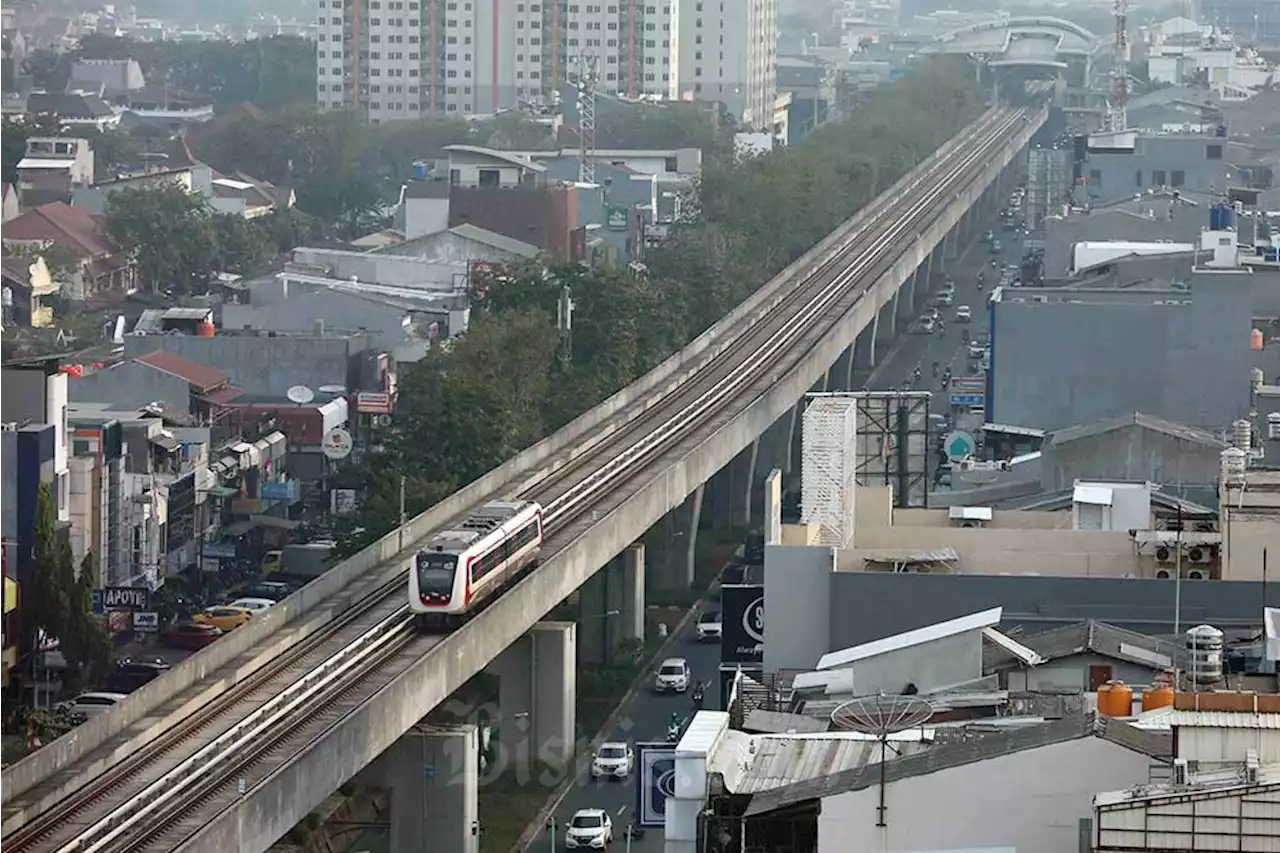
(1108, 0), (1130, 132)
(801, 396), (859, 547)
(575, 51), (598, 185)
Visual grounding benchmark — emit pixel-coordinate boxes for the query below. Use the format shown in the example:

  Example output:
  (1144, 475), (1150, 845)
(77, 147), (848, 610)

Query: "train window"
(417, 553), (457, 593)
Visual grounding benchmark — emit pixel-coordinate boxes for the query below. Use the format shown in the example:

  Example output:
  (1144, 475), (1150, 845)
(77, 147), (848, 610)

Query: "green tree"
(104, 183), (218, 293)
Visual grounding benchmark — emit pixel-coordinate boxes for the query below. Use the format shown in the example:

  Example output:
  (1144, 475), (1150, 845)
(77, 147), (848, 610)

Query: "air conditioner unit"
(1173, 758), (1190, 785)
(1185, 568), (1208, 580)
(1188, 546), (1213, 564)
(1155, 568), (1173, 579)
(1155, 545), (1174, 564)
(959, 520), (981, 528)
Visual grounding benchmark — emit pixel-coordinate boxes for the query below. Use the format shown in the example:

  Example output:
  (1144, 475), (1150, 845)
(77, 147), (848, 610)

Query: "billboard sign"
(950, 393), (985, 407)
(94, 586), (151, 613)
(720, 584), (764, 665)
(635, 742), (677, 828)
(355, 391), (392, 415)
(949, 377), (984, 392)
(606, 206), (628, 231)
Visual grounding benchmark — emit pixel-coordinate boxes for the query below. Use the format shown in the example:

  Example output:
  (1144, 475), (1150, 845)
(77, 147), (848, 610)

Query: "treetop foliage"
(334, 58), (984, 555)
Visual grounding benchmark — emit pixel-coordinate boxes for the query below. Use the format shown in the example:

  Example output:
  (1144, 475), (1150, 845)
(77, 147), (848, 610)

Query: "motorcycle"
(667, 723), (681, 742)
(692, 686), (705, 710)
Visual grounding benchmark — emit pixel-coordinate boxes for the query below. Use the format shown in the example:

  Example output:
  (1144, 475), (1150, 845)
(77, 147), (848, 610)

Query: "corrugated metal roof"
(982, 628), (1046, 666)
(743, 710), (829, 735)
(1165, 710), (1280, 729)
(817, 607), (1002, 670)
(984, 620), (1184, 672)
(712, 730), (932, 795)
(743, 715), (1170, 816)
(1073, 484), (1113, 506)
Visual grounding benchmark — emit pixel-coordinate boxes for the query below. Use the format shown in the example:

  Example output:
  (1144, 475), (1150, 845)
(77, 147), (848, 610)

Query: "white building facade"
(317, 0), (777, 128)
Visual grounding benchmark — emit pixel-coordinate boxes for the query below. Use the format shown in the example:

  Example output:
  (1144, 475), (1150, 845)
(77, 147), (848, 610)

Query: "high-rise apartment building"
(671, 0), (776, 130)
(317, 0), (776, 128)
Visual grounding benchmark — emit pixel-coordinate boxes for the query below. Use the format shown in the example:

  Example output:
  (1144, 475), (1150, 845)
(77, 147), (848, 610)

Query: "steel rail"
(537, 108), (1025, 517)
(25, 108), (1029, 853)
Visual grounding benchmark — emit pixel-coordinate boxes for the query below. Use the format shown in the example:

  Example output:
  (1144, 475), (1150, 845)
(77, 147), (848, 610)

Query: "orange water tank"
(1142, 682), (1175, 712)
(1251, 329), (1264, 350)
(1098, 680), (1134, 717)
(196, 320), (216, 338)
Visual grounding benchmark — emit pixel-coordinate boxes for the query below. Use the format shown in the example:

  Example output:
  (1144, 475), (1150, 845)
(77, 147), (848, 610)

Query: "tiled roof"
(984, 620), (1187, 672)
(133, 351), (228, 393)
(2, 201), (117, 258)
(27, 92), (115, 119)
(1, 255), (33, 285)
(743, 715), (1170, 816)
(1048, 411), (1223, 449)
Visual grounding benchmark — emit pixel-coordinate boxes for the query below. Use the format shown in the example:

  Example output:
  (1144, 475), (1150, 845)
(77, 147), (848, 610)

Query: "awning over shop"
(222, 519), (258, 537)
(205, 485), (239, 498)
(251, 514), (302, 531)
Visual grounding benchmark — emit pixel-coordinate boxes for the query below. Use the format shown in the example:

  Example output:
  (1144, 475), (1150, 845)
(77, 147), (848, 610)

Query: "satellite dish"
(830, 693), (934, 830)
(286, 385), (315, 405)
(321, 428), (354, 461)
(318, 384), (347, 395)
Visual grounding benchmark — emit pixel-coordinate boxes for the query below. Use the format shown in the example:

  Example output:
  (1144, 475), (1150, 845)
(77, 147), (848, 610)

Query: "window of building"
(1134, 170), (1142, 187)
(1152, 169), (1167, 185)
(1206, 144), (1223, 160)
(1171, 170), (1185, 187)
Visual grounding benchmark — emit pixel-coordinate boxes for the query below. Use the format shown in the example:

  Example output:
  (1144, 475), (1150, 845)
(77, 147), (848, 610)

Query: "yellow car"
(192, 605), (254, 632)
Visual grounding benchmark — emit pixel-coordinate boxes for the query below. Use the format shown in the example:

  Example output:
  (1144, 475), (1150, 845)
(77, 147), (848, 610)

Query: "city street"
(541, 612), (722, 851)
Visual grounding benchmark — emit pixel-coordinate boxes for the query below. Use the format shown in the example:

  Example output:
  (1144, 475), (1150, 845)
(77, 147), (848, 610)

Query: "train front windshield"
(416, 553), (457, 595)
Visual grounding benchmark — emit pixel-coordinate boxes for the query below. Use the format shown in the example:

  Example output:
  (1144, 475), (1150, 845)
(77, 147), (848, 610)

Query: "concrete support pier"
(495, 621), (576, 778)
(388, 725), (479, 853)
(621, 544), (645, 647)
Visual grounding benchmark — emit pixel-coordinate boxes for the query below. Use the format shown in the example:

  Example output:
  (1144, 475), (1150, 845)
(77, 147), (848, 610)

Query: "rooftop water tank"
(1186, 625), (1224, 684)
(1233, 418), (1252, 450)
(1221, 447), (1247, 484)
(411, 160), (429, 181)
(1097, 680), (1134, 717)
(1210, 203), (1234, 231)
(196, 319), (216, 338)
(1141, 677), (1174, 712)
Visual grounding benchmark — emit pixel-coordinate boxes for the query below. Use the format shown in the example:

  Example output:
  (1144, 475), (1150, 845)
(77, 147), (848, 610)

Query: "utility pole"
(397, 475), (407, 552)
(1108, 0), (1130, 132)
(575, 51), (598, 185)
(556, 284), (575, 366)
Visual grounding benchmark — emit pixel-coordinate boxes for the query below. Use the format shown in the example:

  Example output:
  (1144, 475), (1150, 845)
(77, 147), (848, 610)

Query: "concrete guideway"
(0, 97), (981, 824)
(162, 107), (1046, 853)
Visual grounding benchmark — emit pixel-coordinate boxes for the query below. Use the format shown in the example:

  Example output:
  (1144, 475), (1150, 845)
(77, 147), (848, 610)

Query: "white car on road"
(695, 610), (722, 642)
(955, 305), (972, 323)
(654, 657), (691, 693)
(590, 742), (635, 780)
(58, 691), (128, 719)
(227, 597), (276, 614)
(564, 809), (613, 849)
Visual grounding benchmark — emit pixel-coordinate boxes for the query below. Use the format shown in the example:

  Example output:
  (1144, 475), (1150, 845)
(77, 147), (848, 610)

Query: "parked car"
(564, 809), (613, 849)
(954, 305), (972, 323)
(242, 581), (295, 602)
(968, 341), (986, 360)
(57, 691), (128, 719)
(912, 317), (935, 335)
(590, 742), (635, 780)
(192, 605), (254, 632)
(227, 597), (276, 614)
(654, 657), (691, 693)
(164, 622), (224, 650)
(106, 657), (171, 693)
(695, 610), (722, 642)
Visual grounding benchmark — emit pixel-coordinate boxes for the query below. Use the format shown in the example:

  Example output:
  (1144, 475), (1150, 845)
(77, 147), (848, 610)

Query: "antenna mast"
(576, 51), (598, 184)
(1109, 0), (1130, 132)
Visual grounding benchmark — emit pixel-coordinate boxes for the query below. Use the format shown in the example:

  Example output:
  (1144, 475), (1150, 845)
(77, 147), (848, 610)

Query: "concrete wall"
(122, 334), (363, 400)
(1042, 202), (1207, 279)
(840, 630), (984, 695)
(818, 737), (1153, 853)
(221, 288), (419, 355)
(1223, 517), (1280, 581)
(69, 361), (191, 411)
(1005, 653), (1163, 692)
(763, 544), (833, 672)
(1040, 424), (1224, 491)
(1080, 135), (1227, 205)
(826, 572), (1268, 648)
(289, 248), (457, 292)
(989, 282), (1254, 431)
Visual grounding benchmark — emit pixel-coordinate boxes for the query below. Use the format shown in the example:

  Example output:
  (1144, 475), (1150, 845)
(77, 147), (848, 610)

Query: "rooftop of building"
(742, 714), (1169, 816)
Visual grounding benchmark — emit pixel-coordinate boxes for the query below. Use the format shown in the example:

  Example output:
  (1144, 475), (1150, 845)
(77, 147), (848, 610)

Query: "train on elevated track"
(409, 499), (545, 628)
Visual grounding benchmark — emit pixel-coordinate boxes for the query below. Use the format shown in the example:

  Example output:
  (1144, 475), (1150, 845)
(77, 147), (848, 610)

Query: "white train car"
(409, 500), (544, 629)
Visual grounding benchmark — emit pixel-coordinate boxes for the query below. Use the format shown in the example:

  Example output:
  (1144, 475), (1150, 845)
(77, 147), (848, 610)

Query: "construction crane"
(574, 51), (598, 185)
(1108, 0), (1130, 132)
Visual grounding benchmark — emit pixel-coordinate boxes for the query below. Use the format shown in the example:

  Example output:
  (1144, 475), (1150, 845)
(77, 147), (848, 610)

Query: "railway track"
(8, 106), (1030, 853)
